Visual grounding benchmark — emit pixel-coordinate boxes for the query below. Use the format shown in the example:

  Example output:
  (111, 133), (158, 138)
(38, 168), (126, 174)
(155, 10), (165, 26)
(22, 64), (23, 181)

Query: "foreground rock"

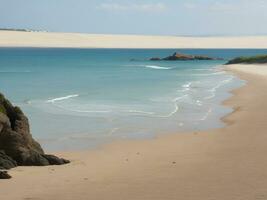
(150, 52), (222, 61)
(0, 93), (69, 172)
(0, 171), (11, 179)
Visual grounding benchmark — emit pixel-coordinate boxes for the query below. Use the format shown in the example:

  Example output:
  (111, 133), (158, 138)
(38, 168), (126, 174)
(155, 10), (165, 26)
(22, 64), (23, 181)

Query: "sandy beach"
(1, 30), (267, 49)
(0, 64), (266, 199)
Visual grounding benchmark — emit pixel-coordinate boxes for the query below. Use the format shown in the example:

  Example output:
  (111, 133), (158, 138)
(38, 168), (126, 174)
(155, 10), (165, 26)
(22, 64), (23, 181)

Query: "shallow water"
(1, 48), (266, 151)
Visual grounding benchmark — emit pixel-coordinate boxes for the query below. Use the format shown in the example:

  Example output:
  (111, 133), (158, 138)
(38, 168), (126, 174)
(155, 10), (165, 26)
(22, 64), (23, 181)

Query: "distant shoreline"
(0, 28), (29, 32)
(1, 30), (267, 49)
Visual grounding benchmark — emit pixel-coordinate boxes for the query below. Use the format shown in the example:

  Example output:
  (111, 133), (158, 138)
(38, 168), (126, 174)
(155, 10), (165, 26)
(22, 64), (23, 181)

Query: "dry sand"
(1, 64), (267, 200)
(228, 64), (267, 76)
(1, 30), (267, 48)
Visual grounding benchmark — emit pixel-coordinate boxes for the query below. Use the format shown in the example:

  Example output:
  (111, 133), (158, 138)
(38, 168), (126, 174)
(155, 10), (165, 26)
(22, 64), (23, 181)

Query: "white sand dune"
(1, 30), (267, 48)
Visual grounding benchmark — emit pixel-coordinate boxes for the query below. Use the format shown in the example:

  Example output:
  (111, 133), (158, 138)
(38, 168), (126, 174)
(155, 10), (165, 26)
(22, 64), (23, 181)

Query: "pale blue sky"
(0, 0), (266, 36)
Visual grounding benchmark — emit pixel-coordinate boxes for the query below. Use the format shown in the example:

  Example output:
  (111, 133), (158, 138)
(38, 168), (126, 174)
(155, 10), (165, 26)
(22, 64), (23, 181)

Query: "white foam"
(51, 103), (113, 114)
(124, 95), (188, 118)
(156, 94), (188, 118)
(172, 94), (188, 102)
(47, 94), (79, 103)
(209, 77), (234, 93)
(196, 100), (203, 106)
(162, 103), (179, 118)
(204, 77), (234, 100)
(200, 108), (213, 121)
(68, 109), (112, 113)
(179, 82), (194, 92)
(182, 82), (192, 88)
(127, 110), (155, 115)
(144, 65), (171, 70)
(126, 64), (172, 70)
(204, 93), (216, 100)
(191, 71), (226, 76)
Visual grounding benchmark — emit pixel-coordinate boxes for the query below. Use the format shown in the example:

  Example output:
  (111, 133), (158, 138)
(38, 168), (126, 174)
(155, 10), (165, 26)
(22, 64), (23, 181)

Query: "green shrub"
(0, 104), (6, 114)
(226, 55), (267, 65)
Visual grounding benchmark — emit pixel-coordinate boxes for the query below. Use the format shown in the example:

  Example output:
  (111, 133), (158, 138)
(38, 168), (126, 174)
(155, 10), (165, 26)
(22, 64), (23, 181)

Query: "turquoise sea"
(1, 48), (267, 151)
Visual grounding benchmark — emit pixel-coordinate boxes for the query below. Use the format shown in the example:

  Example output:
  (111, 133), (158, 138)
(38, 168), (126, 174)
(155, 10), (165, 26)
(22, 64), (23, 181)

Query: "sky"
(0, 0), (267, 36)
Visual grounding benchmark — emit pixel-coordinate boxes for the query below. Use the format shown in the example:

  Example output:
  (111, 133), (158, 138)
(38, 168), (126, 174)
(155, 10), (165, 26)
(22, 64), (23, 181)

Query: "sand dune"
(1, 30), (267, 48)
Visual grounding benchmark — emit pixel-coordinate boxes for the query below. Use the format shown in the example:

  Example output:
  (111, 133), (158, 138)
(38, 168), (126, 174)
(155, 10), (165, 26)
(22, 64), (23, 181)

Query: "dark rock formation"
(150, 57), (161, 61)
(0, 93), (69, 171)
(0, 150), (17, 169)
(150, 52), (222, 61)
(43, 154), (70, 165)
(0, 171), (12, 179)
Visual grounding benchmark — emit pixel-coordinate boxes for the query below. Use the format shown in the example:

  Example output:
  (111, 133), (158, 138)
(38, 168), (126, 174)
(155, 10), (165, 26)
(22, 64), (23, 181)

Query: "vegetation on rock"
(226, 55), (267, 65)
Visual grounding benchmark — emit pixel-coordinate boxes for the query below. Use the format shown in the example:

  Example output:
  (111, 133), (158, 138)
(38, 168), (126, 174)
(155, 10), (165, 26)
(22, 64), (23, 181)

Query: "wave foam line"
(200, 108), (213, 121)
(182, 82), (192, 88)
(145, 65), (171, 70)
(162, 102), (179, 118)
(208, 77), (234, 93)
(124, 94), (188, 118)
(190, 71), (226, 76)
(128, 110), (155, 115)
(50, 103), (112, 113)
(67, 109), (112, 113)
(156, 94), (188, 118)
(204, 77), (234, 100)
(47, 94), (79, 103)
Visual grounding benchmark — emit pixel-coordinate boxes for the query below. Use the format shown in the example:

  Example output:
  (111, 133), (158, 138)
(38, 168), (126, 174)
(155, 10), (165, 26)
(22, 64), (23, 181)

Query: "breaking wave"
(144, 65), (172, 70)
(47, 94), (79, 103)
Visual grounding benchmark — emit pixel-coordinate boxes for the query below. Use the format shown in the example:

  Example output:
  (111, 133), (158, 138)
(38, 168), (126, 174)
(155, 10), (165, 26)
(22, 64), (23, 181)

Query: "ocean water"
(1, 48), (267, 151)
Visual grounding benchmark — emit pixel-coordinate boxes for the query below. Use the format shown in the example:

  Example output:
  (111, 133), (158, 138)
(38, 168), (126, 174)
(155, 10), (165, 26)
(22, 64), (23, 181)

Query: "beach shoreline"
(1, 30), (267, 49)
(1, 64), (267, 199)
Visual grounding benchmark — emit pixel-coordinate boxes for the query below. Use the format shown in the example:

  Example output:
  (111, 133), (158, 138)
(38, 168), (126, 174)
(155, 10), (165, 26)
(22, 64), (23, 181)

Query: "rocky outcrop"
(150, 52), (222, 61)
(0, 93), (69, 172)
(226, 55), (267, 65)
